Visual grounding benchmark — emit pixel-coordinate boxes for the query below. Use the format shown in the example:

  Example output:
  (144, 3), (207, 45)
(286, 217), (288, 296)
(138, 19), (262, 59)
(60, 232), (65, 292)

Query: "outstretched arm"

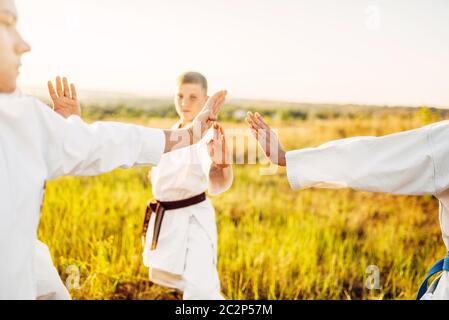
(48, 77), (227, 154)
(247, 111), (449, 196)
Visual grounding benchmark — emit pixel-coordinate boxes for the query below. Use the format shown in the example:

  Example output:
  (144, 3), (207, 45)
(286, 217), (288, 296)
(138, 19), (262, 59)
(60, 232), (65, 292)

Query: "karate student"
(246, 111), (449, 300)
(0, 87), (71, 300)
(142, 72), (233, 300)
(0, 0), (227, 299)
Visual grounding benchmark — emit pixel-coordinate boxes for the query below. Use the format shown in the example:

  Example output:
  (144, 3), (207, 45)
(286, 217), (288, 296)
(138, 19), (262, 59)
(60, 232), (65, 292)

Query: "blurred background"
(15, 0), (449, 299)
(16, 0), (449, 107)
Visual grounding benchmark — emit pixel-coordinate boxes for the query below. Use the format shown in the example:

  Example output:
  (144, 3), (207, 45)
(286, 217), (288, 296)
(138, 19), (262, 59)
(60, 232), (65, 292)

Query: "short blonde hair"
(177, 71), (208, 94)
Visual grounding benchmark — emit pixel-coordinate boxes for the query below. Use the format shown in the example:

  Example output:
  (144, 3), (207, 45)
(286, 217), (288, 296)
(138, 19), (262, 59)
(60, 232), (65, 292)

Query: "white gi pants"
(35, 241), (71, 300)
(150, 216), (224, 300)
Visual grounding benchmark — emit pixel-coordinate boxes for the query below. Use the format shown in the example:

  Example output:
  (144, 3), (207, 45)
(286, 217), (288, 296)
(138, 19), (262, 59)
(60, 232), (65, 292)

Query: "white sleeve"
(426, 121), (449, 194)
(284, 121), (449, 195)
(30, 99), (165, 179)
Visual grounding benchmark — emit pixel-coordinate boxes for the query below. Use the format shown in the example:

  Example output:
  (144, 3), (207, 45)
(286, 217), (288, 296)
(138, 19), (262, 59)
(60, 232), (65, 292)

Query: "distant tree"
(416, 106), (433, 124)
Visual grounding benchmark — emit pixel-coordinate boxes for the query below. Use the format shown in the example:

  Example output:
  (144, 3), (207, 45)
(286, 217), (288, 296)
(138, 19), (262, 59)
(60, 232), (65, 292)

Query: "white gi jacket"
(0, 92), (165, 299)
(143, 125), (228, 275)
(285, 120), (449, 299)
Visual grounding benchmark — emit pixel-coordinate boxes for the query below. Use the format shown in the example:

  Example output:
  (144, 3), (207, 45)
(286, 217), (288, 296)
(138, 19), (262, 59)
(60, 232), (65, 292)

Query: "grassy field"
(38, 107), (447, 300)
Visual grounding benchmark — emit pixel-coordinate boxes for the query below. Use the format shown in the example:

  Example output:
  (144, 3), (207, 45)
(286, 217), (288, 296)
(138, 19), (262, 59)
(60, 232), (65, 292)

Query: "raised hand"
(190, 90), (227, 143)
(207, 123), (230, 168)
(246, 112), (286, 166)
(47, 76), (81, 119)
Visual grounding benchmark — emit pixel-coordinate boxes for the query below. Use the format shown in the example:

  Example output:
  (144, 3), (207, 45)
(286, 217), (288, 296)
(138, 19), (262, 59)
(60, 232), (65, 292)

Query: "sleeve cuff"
(285, 150), (304, 190)
(140, 128), (166, 166)
(66, 114), (83, 123)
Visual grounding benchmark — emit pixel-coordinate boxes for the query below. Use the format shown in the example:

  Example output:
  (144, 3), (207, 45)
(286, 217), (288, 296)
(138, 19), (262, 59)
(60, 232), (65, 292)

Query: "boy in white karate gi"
(142, 72), (233, 300)
(34, 77), (226, 301)
(0, 0), (227, 299)
(246, 111), (449, 300)
(0, 88), (71, 300)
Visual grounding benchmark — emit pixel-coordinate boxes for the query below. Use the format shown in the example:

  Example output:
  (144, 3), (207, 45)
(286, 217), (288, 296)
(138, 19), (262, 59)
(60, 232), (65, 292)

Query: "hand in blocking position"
(207, 123), (230, 168)
(246, 112), (286, 166)
(164, 90), (227, 153)
(47, 76), (81, 119)
(190, 90), (227, 143)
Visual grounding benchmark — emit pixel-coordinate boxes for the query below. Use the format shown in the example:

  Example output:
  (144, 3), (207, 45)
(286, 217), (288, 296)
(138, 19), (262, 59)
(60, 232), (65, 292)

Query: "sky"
(14, 0), (449, 107)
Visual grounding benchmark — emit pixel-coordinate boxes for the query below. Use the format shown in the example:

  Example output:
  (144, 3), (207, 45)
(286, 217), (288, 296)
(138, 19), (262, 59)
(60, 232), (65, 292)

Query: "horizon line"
(21, 85), (449, 110)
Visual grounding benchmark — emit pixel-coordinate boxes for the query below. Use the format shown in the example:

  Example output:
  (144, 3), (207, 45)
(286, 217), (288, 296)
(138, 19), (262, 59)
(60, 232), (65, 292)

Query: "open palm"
(207, 123), (230, 167)
(47, 76), (81, 119)
(191, 90), (227, 142)
(246, 112), (286, 166)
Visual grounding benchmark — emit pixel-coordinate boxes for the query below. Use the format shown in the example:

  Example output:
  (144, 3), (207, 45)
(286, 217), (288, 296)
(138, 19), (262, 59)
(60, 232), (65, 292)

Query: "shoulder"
(0, 96), (71, 141)
(426, 120), (449, 131)
(426, 120), (449, 145)
(0, 96), (49, 119)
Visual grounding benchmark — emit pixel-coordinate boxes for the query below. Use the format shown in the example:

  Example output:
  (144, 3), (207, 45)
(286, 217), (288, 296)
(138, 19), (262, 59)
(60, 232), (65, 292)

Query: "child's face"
(0, 1), (31, 93)
(175, 83), (208, 123)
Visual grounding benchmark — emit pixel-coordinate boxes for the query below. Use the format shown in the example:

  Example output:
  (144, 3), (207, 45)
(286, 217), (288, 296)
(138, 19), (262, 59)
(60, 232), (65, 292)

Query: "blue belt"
(416, 252), (449, 300)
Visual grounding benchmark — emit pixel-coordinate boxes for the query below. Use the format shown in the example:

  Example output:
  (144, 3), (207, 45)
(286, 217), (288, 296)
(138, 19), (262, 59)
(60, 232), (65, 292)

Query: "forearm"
(45, 113), (165, 178)
(285, 125), (438, 195)
(208, 163), (233, 195)
(163, 127), (194, 153)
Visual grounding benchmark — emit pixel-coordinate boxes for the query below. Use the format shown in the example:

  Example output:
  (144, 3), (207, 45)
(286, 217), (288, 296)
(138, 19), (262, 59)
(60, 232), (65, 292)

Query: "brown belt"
(142, 192), (206, 250)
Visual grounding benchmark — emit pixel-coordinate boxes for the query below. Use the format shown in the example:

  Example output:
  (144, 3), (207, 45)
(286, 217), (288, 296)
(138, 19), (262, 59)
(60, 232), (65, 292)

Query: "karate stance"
(142, 72), (233, 300)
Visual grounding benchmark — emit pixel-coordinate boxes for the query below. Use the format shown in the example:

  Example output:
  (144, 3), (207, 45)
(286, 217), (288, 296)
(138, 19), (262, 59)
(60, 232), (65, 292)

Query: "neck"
(0, 88), (21, 98)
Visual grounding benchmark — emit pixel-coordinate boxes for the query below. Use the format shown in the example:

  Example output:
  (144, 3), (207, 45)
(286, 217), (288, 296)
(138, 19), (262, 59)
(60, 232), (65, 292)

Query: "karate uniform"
(2, 91), (71, 300)
(285, 120), (449, 299)
(143, 124), (231, 300)
(35, 240), (71, 300)
(0, 92), (165, 300)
